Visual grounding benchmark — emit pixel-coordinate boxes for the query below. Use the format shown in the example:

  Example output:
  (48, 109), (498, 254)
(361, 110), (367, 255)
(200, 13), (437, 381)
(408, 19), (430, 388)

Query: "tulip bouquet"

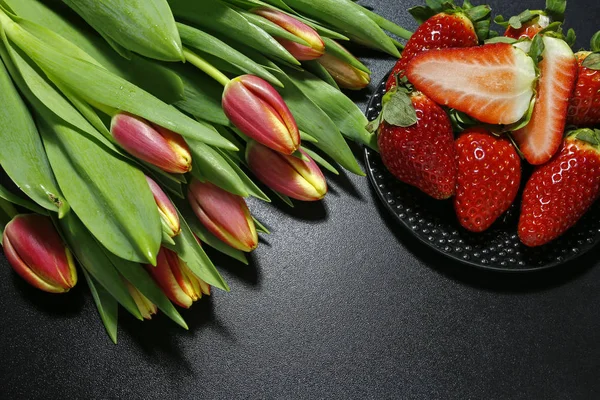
(0, 0), (410, 343)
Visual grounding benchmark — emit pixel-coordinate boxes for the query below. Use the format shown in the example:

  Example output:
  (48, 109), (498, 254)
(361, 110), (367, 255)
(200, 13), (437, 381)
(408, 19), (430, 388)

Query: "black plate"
(365, 74), (600, 272)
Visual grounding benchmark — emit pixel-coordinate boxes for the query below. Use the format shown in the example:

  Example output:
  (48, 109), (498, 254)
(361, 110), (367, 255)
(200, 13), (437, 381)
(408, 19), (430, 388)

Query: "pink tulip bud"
(145, 176), (180, 238)
(111, 112), (192, 174)
(145, 247), (208, 309)
(253, 7), (325, 61)
(2, 214), (77, 293)
(222, 75), (300, 155)
(317, 47), (371, 90)
(187, 180), (258, 252)
(125, 280), (157, 320)
(246, 141), (327, 201)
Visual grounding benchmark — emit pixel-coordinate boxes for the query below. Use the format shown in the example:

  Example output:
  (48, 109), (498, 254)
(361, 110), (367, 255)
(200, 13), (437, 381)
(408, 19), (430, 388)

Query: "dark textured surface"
(1, 1), (600, 399)
(366, 77), (600, 271)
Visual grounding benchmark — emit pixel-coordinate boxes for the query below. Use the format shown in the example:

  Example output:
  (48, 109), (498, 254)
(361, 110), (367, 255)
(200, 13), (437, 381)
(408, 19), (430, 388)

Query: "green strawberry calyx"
(570, 128), (600, 149)
(367, 75), (417, 133)
(581, 31), (600, 70)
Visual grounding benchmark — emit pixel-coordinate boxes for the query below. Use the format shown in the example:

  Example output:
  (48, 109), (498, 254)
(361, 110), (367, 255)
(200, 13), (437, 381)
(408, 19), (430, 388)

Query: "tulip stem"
(183, 48), (231, 87)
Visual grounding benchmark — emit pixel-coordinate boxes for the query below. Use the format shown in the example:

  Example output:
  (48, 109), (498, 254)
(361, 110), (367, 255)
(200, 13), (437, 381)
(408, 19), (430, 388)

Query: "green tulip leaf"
(82, 269), (119, 344)
(0, 45), (67, 214)
(0, 183), (48, 215)
(58, 212), (143, 321)
(38, 110), (162, 265)
(102, 250), (188, 330)
(321, 36), (370, 74)
(61, 0), (184, 62)
(215, 148), (271, 202)
(178, 23), (282, 87)
(302, 60), (339, 89)
(166, 209), (230, 291)
(169, 0), (299, 65)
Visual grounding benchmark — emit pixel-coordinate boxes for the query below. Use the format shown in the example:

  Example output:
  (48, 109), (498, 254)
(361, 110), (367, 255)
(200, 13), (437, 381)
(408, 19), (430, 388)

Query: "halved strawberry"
(405, 43), (537, 125)
(386, 12), (479, 91)
(519, 129), (600, 247)
(513, 36), (577, 165)
(454, 128), (521, 232)
(567, 51), (600, 126)
(378, 92), (456, 200)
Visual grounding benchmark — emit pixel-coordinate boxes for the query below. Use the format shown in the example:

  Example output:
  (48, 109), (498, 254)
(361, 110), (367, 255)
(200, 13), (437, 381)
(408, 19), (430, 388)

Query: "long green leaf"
(187, 138), (250, 197)
(59, 212), (142, 321)
(321, 36), (370, 74)
(271, 69), (363, 175)
(238, 9), (309, 46)
(302, 60), (339, 89)
(4, 0), (184, 104)
(283, 67), (377, 150)
(168, 0), (299, 65)
(0, 12), (235, 150)
(215, 148), (271, 202)
(167, 209), (230, 291)
(61, 0), (184, 62)
(0, 183), (48, 215)
(82, 269), (118, 344)
(283, 0), (400, 56)
(177, 199), (248, 265)
(38, 110), (162, 265)
(177, 22), (281, 86)
(0, 49), (67, 214)
(103, 251), (188, 329)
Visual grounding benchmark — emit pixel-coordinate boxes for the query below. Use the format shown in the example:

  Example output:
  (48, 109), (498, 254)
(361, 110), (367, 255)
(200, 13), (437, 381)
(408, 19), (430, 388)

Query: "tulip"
(146, 176), (180, 238)
(125, 281), (157, 320)
(222, 75), (300, 155)
(246, 141), (327, 201)
(317, 51), (371, 90)
(2, 214), (77, 293)
(252, 7), (325, 61)
(187, 179), (258, 252)
(145, 247), (209, 308)
(110, 112), (192, 174)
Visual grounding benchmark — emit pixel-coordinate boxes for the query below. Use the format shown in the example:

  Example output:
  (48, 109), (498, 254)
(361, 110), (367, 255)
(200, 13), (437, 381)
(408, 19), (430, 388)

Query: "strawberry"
(454, 128), (521, 232)
(513, 36), (578, 165)
(385, 12), (478, 91)
(504, 14), (550, 40)
(405, 43), (537, 125)
(518, 129), (600, 247)
(377, 91), (456, 200)
(567, 51), (600, 126)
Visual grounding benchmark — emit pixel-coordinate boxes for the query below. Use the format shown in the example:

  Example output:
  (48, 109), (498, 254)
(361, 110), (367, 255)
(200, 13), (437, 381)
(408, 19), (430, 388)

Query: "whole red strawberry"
(519, 129), (600, 247)
(454, 128), (521, 232)
(378, 91), (456, 199)
(385, 11), (480, 91)
(567, 51), (600, 126)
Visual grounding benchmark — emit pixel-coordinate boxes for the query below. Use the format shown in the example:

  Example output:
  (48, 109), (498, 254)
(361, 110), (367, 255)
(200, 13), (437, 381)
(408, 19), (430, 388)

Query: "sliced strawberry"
(386, 12), (478, 91)
(513, 37), (577, 165)
(405, 43), (537, 125)
(454, 128), (521, 232)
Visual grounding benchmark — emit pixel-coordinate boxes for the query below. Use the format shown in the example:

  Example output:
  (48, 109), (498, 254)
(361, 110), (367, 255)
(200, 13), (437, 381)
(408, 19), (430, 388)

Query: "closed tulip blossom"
(187, 179), (258, 252)
(145, 247), (209, 309)
(246, 141), (327, 201)
(125, 281), (157, 320)
(253, 7), (325, 61)
(2, 214), (77, 293)
(111, 112), (192, 174)
(146, 176), (180, 238)
(222, 75), (300, 155)
(317, 43), (371, 90)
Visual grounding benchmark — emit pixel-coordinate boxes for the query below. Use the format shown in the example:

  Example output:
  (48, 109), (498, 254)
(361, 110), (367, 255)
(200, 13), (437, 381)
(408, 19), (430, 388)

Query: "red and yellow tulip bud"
(110, 112), (192, 174)
(253, 7), (325, 61)
(187, 179), (258, 252)
(145, 247), (208, 309)
(317, 51), (371, 90)
(222, 74), (300, 155)
(246, 141), (327, 201)
(125, 281), (157, 320)
(146, 176), (180, 238)
(2, 214), (77, 293)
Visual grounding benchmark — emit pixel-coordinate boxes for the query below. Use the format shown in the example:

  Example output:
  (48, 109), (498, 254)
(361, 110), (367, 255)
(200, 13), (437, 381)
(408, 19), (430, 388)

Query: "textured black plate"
(365, 74), (600, 272)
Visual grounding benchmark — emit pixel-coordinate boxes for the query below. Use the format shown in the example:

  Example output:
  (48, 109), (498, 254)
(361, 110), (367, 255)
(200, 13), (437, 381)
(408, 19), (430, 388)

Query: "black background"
(2, 1), (600, 399)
